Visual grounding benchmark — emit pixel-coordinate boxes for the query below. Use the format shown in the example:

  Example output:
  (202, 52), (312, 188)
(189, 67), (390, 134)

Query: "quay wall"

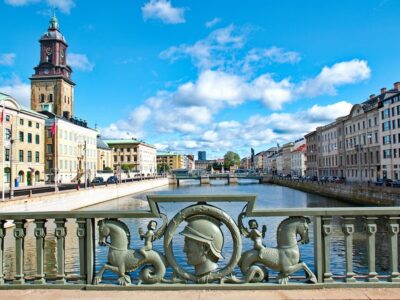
(0, 178), (169, 213)
(264, 177), (399, 206)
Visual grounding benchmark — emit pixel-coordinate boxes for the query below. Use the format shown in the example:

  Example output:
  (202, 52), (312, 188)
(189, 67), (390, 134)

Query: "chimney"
(369, 94), (375, 99)
(394, 82), (400, 91)
(381, 87), (387, 94)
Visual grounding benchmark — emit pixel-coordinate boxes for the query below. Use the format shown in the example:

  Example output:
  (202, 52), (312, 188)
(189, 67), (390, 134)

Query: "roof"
(97, 136), (111, 150)
(292, 144), (306, 153)
(157, 151), (181, 156)
(0, 92), (47, 119)
(40, 111), (96, 131)
(104, 139), (156, 149)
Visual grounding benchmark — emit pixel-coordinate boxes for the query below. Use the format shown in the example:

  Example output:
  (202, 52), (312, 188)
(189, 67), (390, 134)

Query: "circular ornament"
(164, 204), (242, 283)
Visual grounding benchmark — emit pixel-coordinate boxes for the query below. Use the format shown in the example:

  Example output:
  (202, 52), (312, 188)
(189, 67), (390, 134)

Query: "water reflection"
(1, 183), (395, 282)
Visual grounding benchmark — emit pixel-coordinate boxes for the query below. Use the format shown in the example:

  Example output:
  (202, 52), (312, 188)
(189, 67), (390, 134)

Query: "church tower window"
(40, 94), (45, 103)
(48, 94), (53, 102)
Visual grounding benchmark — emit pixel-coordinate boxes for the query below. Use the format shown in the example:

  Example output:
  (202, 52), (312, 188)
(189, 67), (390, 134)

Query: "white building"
(43, 112), (98, 183)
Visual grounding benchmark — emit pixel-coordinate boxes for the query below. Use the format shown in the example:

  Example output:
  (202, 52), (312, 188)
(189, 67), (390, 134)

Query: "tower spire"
(49, 11), (59, 31)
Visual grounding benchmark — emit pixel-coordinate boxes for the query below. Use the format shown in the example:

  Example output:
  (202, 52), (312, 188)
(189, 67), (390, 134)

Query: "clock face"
(60, 49), (65, 58)
(46, 47), (52, 55)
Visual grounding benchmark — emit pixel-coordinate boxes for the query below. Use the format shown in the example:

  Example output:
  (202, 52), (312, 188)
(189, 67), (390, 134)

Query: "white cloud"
(4, 0), (38, 6)
(160, 25), (246, 70)
(298, 59), (371, 97)
(306, 101), (353, 122)
(241, 47), (300, 73)
(5, 0), (74, 13)
(142, 0), (185, 24)
(205, 17), (220, 28)
(0, 53), (16, 66)
(0, 75), (30, 107)
(46, 0), (75, 14)
(67, 53), (94, 71)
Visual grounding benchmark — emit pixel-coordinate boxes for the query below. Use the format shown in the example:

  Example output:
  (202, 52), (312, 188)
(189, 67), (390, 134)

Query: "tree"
(224, 151), (240, 169)
(157, 163), (170, 174)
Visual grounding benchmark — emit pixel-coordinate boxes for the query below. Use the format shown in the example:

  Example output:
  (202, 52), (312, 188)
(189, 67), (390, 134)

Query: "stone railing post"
(34, 219), (47, 284)
(364, 217), (378, 282)
(387, 217), (400, 282)
(313, 216), (323, 283)
(0, 220), (5, 284)
(342, 217), (356, 282)
(13, 219), (26, 284)
(86, 218), (95, 284)
(76, 218), (86, 284)
(322, 217), (334, 283)
(55, 218), (67, 284)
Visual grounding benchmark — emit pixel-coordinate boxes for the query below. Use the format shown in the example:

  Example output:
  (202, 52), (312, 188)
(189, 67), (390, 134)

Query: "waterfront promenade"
(0, 288), (399, 300)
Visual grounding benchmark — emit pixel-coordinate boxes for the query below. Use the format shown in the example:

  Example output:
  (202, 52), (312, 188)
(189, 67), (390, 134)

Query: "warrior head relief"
(95, 201), (316, 285)
(180, 215), (224, 276)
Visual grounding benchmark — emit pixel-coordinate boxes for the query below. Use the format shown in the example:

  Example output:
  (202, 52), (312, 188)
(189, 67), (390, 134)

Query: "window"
(382, 121), (391, 131)
(375, 132), (378, 143)
(35, 134), (40, 144)
(27, 151), (32, 162)
(5, 115), (10, 122)
(392, 107), (396, 117)
(36, 123), (39, 129)
(19, 119), (23, 126)
(35, 151), (39, 163)
(19, 150), (24, 162)
(374, 117), (377, 126)
(48, 94), (53, 102)
(394, 134), (397, 144)
(369, 119), (372, 127)
(46, 144), (53, 154)
(19, 131), (24, 142)
(5, 149), (9, 162)
(383, 149), (392, 159)
(395, 149), (398, 158)
(40, 94), (45, 103)
(393, 119), (396, 129)
(28, 121), (32, 127)
(27, 133), (32, 143)
(383, 135), (391, 145)
(382, 108), (390, 119)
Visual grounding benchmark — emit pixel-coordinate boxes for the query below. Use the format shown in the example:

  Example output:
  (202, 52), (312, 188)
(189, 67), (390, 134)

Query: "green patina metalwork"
(0, 194), (399, 289)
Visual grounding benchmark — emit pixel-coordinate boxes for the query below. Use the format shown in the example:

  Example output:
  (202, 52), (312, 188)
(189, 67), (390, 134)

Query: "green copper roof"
(104, 139), (156, 149)
(49, 15), (59, 30)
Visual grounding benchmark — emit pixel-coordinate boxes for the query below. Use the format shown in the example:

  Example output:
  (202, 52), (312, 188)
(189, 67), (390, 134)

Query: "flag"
(50, 119), (57, 137)
(0, 105), (4, 123)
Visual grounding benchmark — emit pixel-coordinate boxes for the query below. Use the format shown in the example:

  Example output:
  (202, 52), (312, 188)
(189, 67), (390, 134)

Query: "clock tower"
(30, 15), (75, 118)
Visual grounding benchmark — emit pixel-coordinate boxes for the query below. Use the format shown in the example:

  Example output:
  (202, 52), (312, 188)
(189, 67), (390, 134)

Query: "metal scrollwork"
(94, 214), (168, 286)
(164, 204), (242, 283)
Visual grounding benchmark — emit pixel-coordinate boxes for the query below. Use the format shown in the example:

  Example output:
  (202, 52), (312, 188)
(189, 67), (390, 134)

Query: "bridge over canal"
(170, 174), (265, 186)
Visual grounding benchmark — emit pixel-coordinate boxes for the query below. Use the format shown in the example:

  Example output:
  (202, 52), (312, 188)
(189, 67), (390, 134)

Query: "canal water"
(1, 180), (394, 282)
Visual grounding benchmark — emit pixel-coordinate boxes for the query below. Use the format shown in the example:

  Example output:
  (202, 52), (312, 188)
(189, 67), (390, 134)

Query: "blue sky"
(1, 0), (400, 158)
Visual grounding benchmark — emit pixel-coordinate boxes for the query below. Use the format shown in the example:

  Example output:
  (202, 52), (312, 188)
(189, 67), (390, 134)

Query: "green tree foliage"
(157, 163), (170, 173)
(121, 164), (134, 171)
(224, 151), (240, 169)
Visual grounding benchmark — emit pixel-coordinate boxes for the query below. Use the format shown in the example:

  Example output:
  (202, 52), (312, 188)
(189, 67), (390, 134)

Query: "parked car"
(320, 176), (328, 182)
(375, 179), (393, 187)
(92, 177), (104, 184)
(392, 180), (400, 188)
(292, 175), (299, 180)
(106, 176), (118, 184)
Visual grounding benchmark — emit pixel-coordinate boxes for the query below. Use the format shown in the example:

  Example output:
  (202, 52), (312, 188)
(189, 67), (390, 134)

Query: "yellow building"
(157, 152), (187, 171)
(104, 139), (157, 175)
(0, 93), (47, 189)
(97, 135), (112, 171)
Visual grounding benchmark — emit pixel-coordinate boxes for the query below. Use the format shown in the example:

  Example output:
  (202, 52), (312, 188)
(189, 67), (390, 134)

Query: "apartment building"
(104, 139), (157, 175)
(305, 131), (318, 177)
(0, 93), (47, 188)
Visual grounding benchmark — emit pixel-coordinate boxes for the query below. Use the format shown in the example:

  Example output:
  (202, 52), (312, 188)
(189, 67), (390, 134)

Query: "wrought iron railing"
(0, 195), (399, 289)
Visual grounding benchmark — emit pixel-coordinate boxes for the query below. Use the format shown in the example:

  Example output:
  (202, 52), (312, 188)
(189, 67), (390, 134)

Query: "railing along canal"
(0, 195), (399, 289)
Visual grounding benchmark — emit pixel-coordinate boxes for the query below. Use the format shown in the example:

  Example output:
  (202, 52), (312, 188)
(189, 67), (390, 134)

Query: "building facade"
(104, 139), (157, 175)
(0, 93), (47, 188)
(291, 142), (306, 177)
(97, 135), (113, 172)
(43, 112), (98, 183)
(157, 152), (187, 171)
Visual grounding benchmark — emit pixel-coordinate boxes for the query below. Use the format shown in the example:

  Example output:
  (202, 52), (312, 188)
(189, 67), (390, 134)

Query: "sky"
(0, 0), (400, 159)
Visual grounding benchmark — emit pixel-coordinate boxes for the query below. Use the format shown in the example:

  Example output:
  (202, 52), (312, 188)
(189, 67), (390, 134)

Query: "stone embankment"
(263, 177), (399, 206)
(0, 178), (169, 213)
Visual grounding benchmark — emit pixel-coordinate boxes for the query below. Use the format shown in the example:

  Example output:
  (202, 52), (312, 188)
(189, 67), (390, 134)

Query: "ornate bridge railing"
(0, 195), (399, 289)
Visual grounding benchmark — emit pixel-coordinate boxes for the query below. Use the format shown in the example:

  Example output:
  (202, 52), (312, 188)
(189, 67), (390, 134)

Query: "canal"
(1, 180), (394, 282)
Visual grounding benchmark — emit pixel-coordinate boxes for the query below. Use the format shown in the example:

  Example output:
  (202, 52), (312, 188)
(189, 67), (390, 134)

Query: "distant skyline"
(1, 0), (400, 158)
